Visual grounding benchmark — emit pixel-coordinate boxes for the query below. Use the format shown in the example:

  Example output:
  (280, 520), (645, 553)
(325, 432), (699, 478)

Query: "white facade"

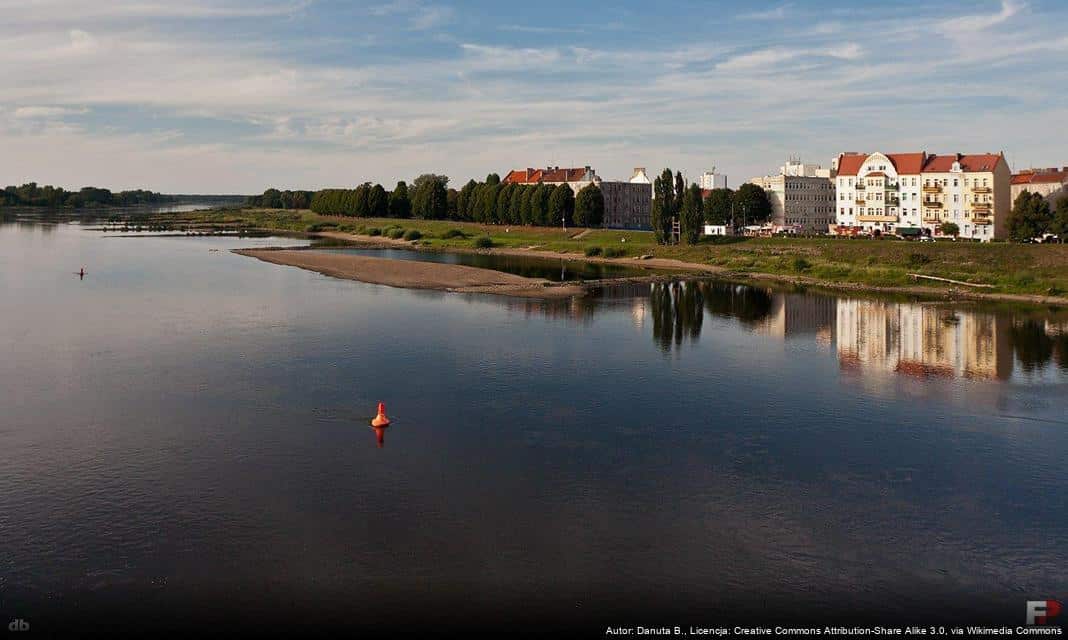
(703, 224), (732, 236)
(629, 167), (652, 184)
(747, 161), (836, 233)
(698, 169), (727, 190)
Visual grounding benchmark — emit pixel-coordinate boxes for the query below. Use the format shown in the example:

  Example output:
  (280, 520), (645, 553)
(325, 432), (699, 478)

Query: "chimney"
(526, 168), (533, 180)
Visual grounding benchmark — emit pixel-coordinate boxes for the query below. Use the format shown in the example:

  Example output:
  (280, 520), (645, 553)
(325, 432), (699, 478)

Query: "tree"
(680, 184), (703, 244)
(389, 181), (411, 218)
(732, 183), (772, 227)
(353, 183), (371, 217)
(1006, 191), (1052, 242)
(508, 184), (523, 225)
(939, 221), (960, 238)
(1051, 194), (1068, 238)
(368, 184), (389, 218)
(703, 187), (733, 225)
(574, 183), (604, 228)
(519, 185), (534, 225)
(674, 171), (686, 210)
(548, 184), (575, 227)
(530, 184), (550, 226)
(412, 174), (449, 191)
(651, 168), (676, 244)
(496, 184), (514, 224)
(446, 188), (459, 219)
(457, 179), (477, 220)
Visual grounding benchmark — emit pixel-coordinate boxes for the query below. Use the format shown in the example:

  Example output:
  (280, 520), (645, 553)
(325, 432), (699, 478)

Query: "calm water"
(322, 246), (663, 281)
(2, 221), (1067, 633)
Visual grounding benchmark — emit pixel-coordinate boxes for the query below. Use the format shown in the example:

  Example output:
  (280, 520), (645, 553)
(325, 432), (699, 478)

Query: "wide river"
(2, 218), (1066, 633)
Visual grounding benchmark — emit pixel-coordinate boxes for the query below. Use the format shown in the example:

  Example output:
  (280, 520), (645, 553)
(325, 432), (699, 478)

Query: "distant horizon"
(2, 0), (1066, 193)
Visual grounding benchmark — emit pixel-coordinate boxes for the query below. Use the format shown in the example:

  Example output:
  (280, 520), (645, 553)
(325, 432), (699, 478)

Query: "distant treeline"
(0, 183), (174, 208)
(251, 173), (605, 227)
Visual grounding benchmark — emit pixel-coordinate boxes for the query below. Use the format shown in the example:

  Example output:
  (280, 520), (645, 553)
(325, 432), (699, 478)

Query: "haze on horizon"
(1, 0), (1066, 194)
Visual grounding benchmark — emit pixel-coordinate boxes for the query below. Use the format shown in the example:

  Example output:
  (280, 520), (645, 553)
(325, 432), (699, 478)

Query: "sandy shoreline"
(233, 248), (587, 298)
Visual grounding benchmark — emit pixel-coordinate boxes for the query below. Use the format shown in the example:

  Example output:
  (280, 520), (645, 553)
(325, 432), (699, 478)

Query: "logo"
(1027, 600), (1062, 625)
(7, 618), (29, 632)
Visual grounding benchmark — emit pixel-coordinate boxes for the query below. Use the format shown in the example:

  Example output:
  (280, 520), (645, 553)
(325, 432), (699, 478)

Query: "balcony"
(972, 201), (992, 209)
(923, 201), (943, 208)
(858, 214), (898, 223)
(922, 185), (942, 193)
(887, 198), (900, 206)
(855, 183), (866, 191)
(971, 186), (992, 194)
(884, 183), (899, 191)
(854, 199), (866, 205)
(973, 217), (993, 225)
(923, 215), (941, 223)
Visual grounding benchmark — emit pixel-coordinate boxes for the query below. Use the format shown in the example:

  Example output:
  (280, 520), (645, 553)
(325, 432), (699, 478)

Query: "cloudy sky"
(1, 0), (1066, 193)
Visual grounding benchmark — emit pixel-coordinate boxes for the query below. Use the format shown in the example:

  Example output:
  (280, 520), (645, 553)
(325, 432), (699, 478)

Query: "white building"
(698, 168), (727, 190)
(629, 167), (652, 184)
(832, 152), (1010, 241)
(747, 160), (836, 233)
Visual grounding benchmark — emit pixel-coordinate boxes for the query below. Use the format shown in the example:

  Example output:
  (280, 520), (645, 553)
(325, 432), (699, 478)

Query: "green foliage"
(603, 247), (626, 258)
(573, 184), (605, 227)
(367, 227), (382, 236)
(368, 184), (389, 218)
(1, 182), (173, 208)
(680, 184), (703, 244)
(1007, 191), (1052, 241)
(387, 227), (406, 239)
(473, 235), (493, 248)
(403, 229), (422, 241)
(939, 222), (960, 237)
(548, 184), (575, 226)
(412, 175), (448, 219)
(584, 245), (603, 257)
(1050, 194), (1068, 237)
(792, 257), (812, 272)
(304, 222), (338, 232)
(441, 228), (466, 239)
(907, 253), (932, 268)
(249, 188), (312, 209)
(457, 180), (477, 221)
(389, 181), (411, 218)
(732, 183), (772, 225)
(703, 188), (733, 225)
(652, 168), (676, 244)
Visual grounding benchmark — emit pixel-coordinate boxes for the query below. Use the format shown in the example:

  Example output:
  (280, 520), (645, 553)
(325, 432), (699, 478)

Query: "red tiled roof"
(923, 153), (1003, 172)
(836, 152), (1003, 176)
(1012, 169), (1068, 185)
(502, 167), (592, 184)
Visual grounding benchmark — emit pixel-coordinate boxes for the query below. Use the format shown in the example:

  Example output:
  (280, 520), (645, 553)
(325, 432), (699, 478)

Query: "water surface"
(1, 220), (1066, 633)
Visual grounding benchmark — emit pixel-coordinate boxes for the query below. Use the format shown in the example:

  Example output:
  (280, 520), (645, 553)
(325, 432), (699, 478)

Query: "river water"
(1, 219), (1066, 634)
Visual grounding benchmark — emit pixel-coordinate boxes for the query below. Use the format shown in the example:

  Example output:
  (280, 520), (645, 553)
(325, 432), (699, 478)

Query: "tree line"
(254, 173), (605, 227)
(1006, 191), (1068, 241)
(651, 168), (772, 244)
(0, 183), (173, 208)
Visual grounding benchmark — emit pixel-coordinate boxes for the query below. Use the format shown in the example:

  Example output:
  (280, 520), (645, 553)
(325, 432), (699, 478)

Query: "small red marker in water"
(370, 402), (391, 427)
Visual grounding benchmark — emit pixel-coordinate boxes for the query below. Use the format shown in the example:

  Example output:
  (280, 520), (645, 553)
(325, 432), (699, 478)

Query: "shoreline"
(311, 230), (1068, 307)
(233, 248), (587, 298)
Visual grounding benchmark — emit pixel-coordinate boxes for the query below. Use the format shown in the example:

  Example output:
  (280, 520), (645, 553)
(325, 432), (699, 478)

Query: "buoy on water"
(370, 402), (391, 427)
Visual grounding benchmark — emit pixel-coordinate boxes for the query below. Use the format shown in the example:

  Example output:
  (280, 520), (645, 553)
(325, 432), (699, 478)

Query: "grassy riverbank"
(178, 208), (1068, 301)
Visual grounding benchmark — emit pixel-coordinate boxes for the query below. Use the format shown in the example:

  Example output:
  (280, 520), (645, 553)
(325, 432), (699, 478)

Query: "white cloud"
(940, 0), (1023, 35)
(13, 106), (88, 119)
(737, 4), (790, 21)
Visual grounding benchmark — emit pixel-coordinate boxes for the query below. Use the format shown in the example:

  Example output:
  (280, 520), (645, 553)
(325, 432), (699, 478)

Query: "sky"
(1, 0), (1067, 193)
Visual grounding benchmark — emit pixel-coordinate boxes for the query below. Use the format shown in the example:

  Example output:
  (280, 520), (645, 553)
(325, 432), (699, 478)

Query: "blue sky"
(1, 0), (1066, 193)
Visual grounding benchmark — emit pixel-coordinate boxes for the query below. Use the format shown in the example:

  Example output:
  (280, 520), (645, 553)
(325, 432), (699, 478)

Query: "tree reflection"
(650, 281), (704, 352)
(701, 282), (774, 326)
(1009, 320), (1054, 373)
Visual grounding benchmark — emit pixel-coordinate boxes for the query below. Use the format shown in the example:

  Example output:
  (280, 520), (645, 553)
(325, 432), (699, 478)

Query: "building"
(832, 151), (1010, 241)
(698, 168), (727, 190)
(747, 159), (836, 233)
(1011, 167), (1068, 202)
(502, 165), (652, 230)
(629, 167), (652, 185)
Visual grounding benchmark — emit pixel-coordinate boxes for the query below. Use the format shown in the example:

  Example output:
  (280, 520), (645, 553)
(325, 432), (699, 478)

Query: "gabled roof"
(836, 152), (1004, 176)
(923, 153), (1003, 173)
(1012, 168), (1068, 185)
(502, 167), (594, 184)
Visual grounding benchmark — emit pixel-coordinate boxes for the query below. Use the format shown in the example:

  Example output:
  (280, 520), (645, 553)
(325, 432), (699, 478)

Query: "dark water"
(2, 221), (1067, 634)
(322, 246), (662, 281)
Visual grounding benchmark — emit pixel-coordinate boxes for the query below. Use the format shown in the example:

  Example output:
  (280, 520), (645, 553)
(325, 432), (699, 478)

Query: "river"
(1, 219), (1066, 634)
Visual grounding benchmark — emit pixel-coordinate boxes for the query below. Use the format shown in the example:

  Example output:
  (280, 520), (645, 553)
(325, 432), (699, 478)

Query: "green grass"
(179, 208), (1068, 298)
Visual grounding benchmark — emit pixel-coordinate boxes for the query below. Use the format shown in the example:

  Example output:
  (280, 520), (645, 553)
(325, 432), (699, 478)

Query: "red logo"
(1027, 600), (1062, 625)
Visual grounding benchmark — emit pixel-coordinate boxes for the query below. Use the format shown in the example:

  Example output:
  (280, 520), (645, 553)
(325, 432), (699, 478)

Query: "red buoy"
(370, 402), (391, 427)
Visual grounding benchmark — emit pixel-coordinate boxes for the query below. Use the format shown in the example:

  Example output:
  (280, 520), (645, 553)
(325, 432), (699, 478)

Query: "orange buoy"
(370, 402), (391, 427)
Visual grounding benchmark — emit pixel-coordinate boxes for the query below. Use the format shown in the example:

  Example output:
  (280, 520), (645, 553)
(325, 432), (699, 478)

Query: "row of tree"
(1006, 191), (1068, 241)
(0, 183), (172, 208)
(260, 173), (605, 227)
(651, 169), (772, 244)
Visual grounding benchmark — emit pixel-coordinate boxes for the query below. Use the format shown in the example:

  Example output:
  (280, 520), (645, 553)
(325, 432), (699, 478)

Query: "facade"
(629, 167), (652, 185)
(1011, 167), (1068, 202)
(698, 168), (727, 190)
(832, 152), (1010, 241)
(747, 160), (836, 233)
(502, 165), (652, 230)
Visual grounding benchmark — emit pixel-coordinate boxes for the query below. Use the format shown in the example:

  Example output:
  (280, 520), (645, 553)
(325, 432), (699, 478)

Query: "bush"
(603, 247), (626, 258)
(442, 228), (466, 239)
(304, 222), (338, 233)
(387, 227), (406, 239)
(473, 236), (493, 249)
(792, 257), (812, 273)
(403, 229), (422, 241)
(584, 246), (603, 257)
(907, 253), (931, 268)
(367, 227), (382, 236)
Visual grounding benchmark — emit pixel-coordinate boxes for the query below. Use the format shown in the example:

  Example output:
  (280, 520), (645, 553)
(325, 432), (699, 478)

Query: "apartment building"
(747, 160), (836, 233)
(833, 152), (1010, 241)
(1011, 167), (1068, 202)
